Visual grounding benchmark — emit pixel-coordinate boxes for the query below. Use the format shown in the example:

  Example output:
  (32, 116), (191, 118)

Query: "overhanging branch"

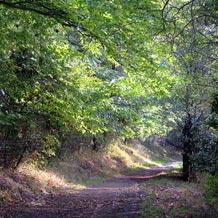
(0, 1), (109, 49)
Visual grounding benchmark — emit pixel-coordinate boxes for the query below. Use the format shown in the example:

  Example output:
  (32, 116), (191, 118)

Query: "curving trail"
(3, 162), (180, 218)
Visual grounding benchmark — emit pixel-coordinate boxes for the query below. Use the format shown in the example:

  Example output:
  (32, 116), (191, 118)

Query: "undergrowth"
(142, 175), (218, 218)
(202, 174), (218, 205)
(0, 138), (181, 204)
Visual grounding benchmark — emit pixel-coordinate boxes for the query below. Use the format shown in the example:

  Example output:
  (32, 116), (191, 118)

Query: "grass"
(49, 139), (181, 187)
(1, 138), (217, 218)
(142, 174), (218, 218)
(201, 174), (218, 206)
(0, 138), (181, 204)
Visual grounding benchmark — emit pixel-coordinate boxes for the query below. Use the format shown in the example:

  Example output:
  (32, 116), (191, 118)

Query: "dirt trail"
(2, 162), (180, 218)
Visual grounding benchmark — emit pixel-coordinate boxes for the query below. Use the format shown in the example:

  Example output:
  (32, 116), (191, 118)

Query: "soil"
(0, 163), (179, 218)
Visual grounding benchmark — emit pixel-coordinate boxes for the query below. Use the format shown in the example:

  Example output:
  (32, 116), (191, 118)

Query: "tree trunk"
(182, 113), (193, 181)
(92, 136), (97, 151)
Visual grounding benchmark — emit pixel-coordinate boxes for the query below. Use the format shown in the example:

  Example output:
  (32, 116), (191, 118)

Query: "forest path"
(3, 162), (180, 218)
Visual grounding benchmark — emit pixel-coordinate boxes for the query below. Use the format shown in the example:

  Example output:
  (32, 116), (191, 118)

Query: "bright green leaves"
(0, 0), (179, 143)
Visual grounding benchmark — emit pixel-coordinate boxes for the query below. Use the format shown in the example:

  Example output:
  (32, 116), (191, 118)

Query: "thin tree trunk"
(92, 135), (97, 151)
(182, 113), (193, 181)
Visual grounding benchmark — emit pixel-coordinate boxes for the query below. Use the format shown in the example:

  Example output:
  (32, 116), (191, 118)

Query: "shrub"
(202, 174), (218, 204)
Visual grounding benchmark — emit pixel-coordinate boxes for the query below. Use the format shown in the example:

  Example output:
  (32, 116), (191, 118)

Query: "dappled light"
(143, 177), (217, 218)
(1, 0), (218, 217)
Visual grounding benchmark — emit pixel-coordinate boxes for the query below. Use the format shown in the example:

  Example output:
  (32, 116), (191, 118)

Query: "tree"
(1, 1), (176, 166)
(162, 0), (218, 180)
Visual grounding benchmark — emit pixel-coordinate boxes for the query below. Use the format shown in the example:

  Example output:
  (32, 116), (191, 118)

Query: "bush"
(203, 174), (218, 204)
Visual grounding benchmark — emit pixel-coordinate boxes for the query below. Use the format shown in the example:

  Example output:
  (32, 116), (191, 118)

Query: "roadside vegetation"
(0, 138), (180, 206)
(0, 1), (218, 217)
(142, 173), (218, 218)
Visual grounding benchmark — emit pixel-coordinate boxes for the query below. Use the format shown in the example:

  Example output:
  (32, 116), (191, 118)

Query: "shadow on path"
(2, 162), (181, 218)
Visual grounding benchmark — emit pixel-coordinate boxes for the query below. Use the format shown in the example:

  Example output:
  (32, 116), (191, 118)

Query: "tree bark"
(182, 113), (193, 181)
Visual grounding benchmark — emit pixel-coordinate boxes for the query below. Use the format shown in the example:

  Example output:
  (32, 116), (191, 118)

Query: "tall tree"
(1, 1), (176, 166)
(162, 0), (218, 180)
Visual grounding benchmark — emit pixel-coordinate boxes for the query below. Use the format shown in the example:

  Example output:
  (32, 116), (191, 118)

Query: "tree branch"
(0, 1), (110, 50)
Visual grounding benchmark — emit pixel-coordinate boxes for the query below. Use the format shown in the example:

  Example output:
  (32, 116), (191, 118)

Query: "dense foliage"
(0, 0), (173, 167)
(162, 0), (218, 179)
(0, 0), (217, 180)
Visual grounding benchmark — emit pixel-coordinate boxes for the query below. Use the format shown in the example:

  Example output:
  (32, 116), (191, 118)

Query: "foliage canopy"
(0, 0), (217, 178)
